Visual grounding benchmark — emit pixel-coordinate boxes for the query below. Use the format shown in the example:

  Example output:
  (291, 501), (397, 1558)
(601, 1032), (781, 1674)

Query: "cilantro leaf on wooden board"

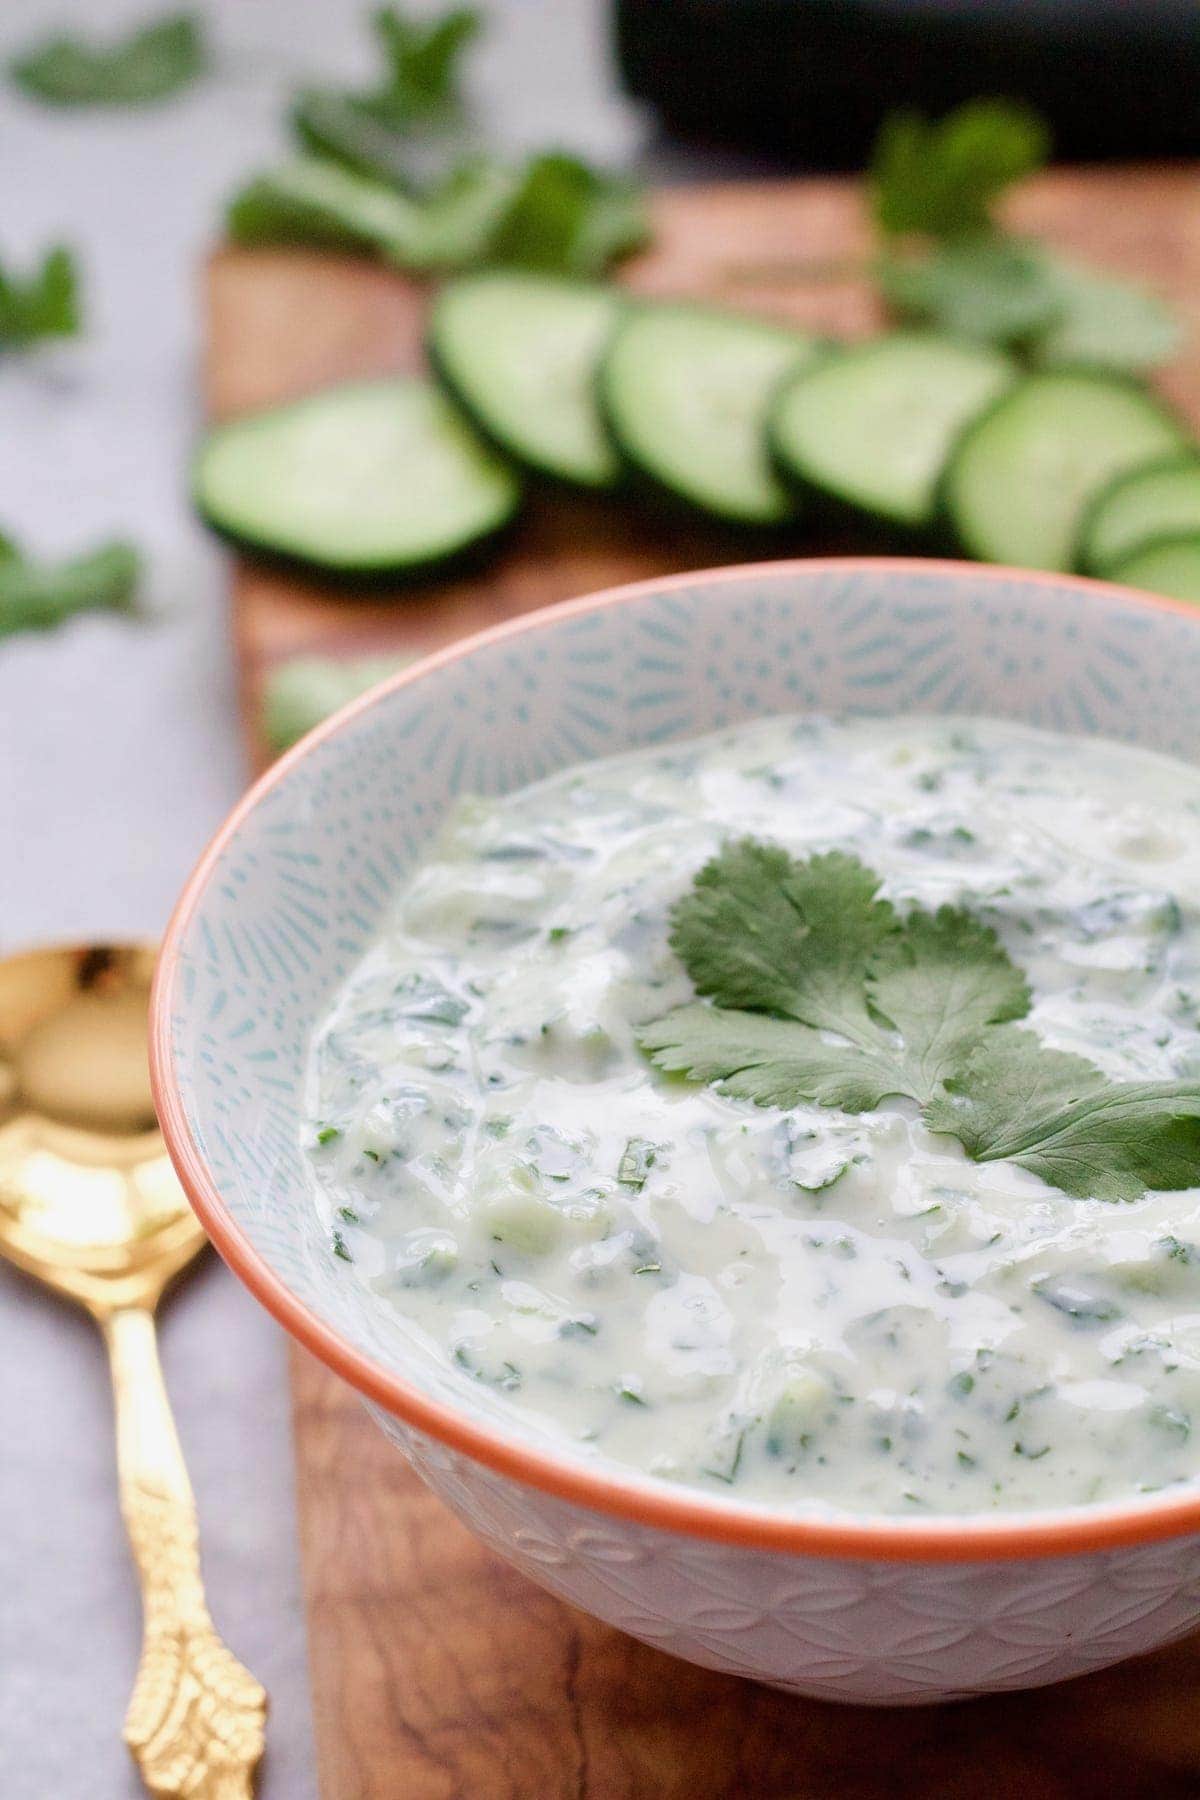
(877, 237), (1062, 348)
(482, 153), (650, 277)
(1031, 259), (1184, 374)
(870, 100), (1049, 242)
(227, 149), (646, 277)
(0, 247), (81, 347)
(10, 12), (206, 107)
(642, 839), (1200, 1201)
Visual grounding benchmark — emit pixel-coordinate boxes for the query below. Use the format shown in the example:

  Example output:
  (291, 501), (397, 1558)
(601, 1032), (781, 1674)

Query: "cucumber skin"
(426, 276), (627, 493)
(1074, 450), (1200, 576)
(598, 303), (823, 529)
(936, 367), (1189, 571)
(194, 491), (521, 588)
(192, 452), (522, 589)
(1107, 531), (1200, 603)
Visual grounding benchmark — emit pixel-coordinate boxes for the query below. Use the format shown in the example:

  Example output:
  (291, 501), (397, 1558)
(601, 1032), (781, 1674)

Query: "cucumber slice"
(1108, 534), (1200, 605)
(943, 370), (1186, 573)
(194, 378), (521, 579)
(429, 272), (622, 488)
(771, 333), (1013, 532)
(1077, 453), (1200, 575)
(599, 304), (820, 524)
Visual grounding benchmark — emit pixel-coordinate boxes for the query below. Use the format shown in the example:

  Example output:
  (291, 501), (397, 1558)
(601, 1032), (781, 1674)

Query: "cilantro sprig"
(641, 840), (1200, 1202)
(10, 12), (206, 108)
(226, 4), (648, 279)
(869, 99), (1182, 372)
(0, 246), (81, 348)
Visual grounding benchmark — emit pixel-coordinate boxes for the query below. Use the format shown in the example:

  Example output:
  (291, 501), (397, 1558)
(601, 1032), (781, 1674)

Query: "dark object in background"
(614, 0), (1200, 166)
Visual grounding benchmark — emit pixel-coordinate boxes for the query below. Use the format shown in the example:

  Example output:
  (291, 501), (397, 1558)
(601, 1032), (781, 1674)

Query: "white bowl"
(153, 558), (1200, 1705)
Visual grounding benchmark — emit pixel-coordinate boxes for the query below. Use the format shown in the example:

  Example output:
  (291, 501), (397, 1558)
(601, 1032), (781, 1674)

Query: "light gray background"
(0, 3), (645, 1794)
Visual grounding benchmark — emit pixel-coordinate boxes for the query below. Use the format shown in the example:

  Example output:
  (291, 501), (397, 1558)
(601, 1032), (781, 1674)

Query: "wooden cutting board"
(208, 169), (1200, 1800)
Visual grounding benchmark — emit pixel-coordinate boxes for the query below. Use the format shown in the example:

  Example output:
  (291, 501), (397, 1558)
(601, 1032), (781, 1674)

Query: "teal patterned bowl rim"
(151, 556), (1200, 1563)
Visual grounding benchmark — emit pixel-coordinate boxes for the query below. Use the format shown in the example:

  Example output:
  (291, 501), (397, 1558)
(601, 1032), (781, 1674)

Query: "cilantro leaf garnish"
(0, 246), (81, 348)
(870, 100), (1049, 242)
(926, 1029), (1200, 1202)
(10, 12), (206, 108)
(642, 840), (1200, 1201)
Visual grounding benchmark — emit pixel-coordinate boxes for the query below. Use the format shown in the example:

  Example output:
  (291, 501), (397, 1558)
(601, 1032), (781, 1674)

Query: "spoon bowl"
(0, 944), (205, 1310)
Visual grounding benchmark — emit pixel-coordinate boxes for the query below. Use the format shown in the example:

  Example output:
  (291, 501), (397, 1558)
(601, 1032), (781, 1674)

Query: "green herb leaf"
(877, 236), (1062, 346)
(867, 906), (1029, 1104)
(370, 4), (481, 126)
(0, 246), (82, 348)
(290, 90), (424, 189)
(643, 840), (1200, 1201)
(226, 157), (427, 258)
(870, 100), (1050, 242)
(10, 12), (206, 107)
(0, 540), (140, 640)
(228, 149), (645, 278)
(641, 1002), (900, 1113)
(669, 841), (896, 1036)
(1031, 258), (1183, 374)
(484, 152), (649, 276)
(927, 1027), (1200, 1200)
(263, 653), (412, 753)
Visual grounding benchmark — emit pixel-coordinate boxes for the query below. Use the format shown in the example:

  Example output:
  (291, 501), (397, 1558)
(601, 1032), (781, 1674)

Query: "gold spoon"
(0, 942), (267, 1798)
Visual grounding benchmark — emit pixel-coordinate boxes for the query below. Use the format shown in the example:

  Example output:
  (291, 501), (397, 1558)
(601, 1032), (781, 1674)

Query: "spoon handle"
(102, 1304), (267, 1799)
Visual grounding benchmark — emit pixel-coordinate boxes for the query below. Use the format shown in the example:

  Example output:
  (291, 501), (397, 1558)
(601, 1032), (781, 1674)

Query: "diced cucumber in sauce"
(1078, 453), (1200, 575)
(428, 271), (624, 488)
(194, 377), (521, 579)
(771, 332), (1013, 531)
(599, 303), (820, 524)
(942, 369), (1186, 573)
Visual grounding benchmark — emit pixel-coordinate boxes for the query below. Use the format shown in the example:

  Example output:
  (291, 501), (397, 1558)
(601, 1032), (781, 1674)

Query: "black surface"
(614, 0), (1200, 167)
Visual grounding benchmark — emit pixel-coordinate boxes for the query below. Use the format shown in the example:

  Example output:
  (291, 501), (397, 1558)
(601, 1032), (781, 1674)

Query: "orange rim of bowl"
(152, 556), (1200, 1563)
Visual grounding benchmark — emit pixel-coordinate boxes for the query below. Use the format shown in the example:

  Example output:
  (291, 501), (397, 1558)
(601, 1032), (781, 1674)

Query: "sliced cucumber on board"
(770, 333), (1013, 532)
(599, 304), (821, 524)
(1108, 535), (1200, 605)
(194, 378), (521, 580)
(942, 370), (1186, 573)
(1077, 453), (1200, 575)
(429, 272), (623, 488)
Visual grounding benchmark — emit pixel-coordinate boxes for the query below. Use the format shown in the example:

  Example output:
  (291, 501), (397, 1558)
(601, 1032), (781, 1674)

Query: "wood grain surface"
(207, 168), (1200, 1799)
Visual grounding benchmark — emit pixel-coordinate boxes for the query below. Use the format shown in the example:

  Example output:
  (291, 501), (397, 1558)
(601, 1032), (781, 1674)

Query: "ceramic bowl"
(153, 558), (1200, 1706)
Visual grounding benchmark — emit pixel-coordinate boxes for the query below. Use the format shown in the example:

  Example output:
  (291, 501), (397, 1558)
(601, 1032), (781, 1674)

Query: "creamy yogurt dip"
(305, 714), (1200, 1515)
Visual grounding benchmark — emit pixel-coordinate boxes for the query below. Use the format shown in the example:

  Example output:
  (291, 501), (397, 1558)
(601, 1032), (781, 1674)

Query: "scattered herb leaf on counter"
(870, 99), (1050, 242)
(0, 245), (81, 347)
(642, 839), (1200, 1200)
(10, 11), (206, 107)
(0, 540), (141, 640)
(263, 654), (414, 754)
(368, 4), (481, 125)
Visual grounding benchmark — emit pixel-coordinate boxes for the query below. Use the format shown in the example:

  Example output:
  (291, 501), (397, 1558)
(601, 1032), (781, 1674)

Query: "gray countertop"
(0, 3), (643, 1793)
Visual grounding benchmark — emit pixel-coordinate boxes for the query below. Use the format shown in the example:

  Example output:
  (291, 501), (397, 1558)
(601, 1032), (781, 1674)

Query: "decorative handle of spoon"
(102, 1304), (267, 1799)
